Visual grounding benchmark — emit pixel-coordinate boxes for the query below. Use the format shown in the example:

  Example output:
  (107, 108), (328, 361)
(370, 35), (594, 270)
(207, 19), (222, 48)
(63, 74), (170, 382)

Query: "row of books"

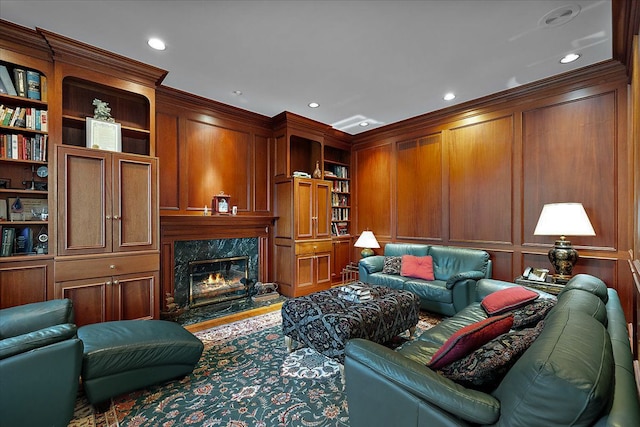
(330, 165), (349, 179)
(331, 180), (350, 193)
(1, 226), (39, 257)
(331, 221), (349, 236)
(332, 207), (350, 221)
(0, 105), (48, 131)
(331, 193), (349, 207)
(338, 283), (372, 303)
(0, 64), (47, 101)
(0, 133), (48, 161)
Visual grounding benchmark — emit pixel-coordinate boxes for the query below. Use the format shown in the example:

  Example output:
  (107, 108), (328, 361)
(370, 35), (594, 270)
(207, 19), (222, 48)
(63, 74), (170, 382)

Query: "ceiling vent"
(539, 4), (581, 28)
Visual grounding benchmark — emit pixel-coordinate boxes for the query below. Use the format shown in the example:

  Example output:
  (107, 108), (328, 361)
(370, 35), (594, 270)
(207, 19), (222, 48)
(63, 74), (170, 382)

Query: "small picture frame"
(86, 117), (122, 152)
(212, 192), (230, 214)
(527, 268), (549, 282)
(0, 178), (10, 189)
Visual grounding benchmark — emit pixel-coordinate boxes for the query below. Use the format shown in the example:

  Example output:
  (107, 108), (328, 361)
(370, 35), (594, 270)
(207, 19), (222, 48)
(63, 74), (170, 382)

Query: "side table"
(514, 276), (564, 295)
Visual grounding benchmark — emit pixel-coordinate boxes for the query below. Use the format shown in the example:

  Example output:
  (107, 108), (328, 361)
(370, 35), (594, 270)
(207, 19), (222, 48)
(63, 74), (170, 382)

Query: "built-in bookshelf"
(324, 146), (351, 237)
(0, 60), (49, 258)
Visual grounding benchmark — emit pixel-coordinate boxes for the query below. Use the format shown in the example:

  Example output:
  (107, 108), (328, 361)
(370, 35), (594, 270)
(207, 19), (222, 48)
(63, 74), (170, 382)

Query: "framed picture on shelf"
(86, 118), (122, 152)
(212, 192), (230, 214)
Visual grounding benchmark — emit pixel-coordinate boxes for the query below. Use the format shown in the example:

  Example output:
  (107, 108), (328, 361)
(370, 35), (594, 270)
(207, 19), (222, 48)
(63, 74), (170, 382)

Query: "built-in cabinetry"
(0, 44), (53, 307)
(274, 176), (332, 297)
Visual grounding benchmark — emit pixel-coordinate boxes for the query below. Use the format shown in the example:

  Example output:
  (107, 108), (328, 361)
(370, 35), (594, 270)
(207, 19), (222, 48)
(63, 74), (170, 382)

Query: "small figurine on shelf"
(160, 293), (185, 321)
(92, 98), (115, 122)
(312, 160), (322, 179)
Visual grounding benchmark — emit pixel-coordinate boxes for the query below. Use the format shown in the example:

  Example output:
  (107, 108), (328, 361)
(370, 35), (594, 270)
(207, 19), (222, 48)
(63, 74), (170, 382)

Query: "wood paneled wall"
(155, 87), (273, 215)
(352, 61), (635, 320)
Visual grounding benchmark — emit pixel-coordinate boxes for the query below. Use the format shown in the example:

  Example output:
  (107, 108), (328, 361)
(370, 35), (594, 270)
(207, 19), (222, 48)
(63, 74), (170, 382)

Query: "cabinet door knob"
(109, 264), (116, 269)
(113, 280), (119, 285)
(106, 215), (111, 220)
(106, 280), (112, 286)
(113, 215), (120, 220)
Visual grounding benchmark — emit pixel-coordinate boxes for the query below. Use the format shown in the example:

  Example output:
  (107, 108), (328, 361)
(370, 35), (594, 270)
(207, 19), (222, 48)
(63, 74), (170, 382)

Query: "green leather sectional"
(344, 274), (640, 426)
(359, 244), (492, 315)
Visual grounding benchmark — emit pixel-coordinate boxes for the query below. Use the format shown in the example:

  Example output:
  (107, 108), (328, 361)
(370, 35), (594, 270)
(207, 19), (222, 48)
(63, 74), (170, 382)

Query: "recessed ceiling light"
(443, 92), (456, 101)
(232, 90), (243, 96)
(359, 121), (369, 127)
(560, 53), (580, 64)
(308, 102), (320, 108)
(147, 37), (166, 51)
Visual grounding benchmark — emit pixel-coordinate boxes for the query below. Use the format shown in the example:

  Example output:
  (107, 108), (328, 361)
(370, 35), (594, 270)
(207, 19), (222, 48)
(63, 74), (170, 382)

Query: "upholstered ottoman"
(281, 284), (420, 362)
(77, 320), (204, 405)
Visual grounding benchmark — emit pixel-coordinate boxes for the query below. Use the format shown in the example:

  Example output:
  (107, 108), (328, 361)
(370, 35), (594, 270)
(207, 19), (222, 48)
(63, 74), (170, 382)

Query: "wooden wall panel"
(156, 111), (180, 210)
(448, 116), (513, 244)
(185, 119), (250, 211)
(485, 251), (513, 282)
(396, 134), (442, 240)
(254, 134), (270, 212)
(355, 144), (392, 238)
(522, 93), (616, 250)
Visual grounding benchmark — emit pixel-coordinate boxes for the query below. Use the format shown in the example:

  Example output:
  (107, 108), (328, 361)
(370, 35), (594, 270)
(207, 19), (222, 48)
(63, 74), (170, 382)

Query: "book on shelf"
(1, 227), (16, 257)
(13, 68), (26, 97)
(26, 70), (41, 100)
(0, 66), (17, 96)
(40, 75), (47, 102)
(2, 107), (14, 126)
(0, 78), (6, 95)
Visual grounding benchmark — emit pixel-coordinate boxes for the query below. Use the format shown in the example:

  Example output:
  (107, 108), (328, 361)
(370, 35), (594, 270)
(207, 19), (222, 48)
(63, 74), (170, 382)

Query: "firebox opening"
(189, 256), (249, 308)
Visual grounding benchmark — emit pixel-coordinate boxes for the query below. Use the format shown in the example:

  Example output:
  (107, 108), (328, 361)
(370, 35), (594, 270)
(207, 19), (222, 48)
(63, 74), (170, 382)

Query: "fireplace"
(189, 256), (249, 307)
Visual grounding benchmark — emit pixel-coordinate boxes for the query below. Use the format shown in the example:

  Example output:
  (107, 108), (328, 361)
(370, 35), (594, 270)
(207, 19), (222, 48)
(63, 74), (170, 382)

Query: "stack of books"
(338, 283), (372, 303)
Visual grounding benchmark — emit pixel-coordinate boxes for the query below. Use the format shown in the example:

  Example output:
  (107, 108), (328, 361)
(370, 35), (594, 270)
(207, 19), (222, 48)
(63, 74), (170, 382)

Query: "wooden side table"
(514, 276), (565, 295)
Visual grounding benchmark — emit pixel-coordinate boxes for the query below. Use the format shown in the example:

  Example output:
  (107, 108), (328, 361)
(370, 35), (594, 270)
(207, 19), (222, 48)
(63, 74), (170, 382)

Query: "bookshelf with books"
(0, 34), (54, 308)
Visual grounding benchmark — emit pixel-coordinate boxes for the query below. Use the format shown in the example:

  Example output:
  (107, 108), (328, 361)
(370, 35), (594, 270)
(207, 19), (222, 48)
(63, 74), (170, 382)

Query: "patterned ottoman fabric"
(281, 283), (420, 362)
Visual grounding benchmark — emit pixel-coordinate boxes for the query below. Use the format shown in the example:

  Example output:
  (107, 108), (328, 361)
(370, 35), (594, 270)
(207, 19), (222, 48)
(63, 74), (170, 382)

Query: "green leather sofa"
(0, 299), (83, 427)
(345, 274), (640, 426)
(359, 244), (492, 315)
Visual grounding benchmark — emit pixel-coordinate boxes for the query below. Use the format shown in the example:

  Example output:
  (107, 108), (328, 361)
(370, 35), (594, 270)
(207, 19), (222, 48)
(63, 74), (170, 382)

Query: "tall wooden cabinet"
(274, 176), (332, 297)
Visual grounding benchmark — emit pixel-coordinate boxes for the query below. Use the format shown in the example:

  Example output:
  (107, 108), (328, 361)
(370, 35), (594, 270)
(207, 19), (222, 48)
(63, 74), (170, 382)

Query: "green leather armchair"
(0, 299), (83, 427)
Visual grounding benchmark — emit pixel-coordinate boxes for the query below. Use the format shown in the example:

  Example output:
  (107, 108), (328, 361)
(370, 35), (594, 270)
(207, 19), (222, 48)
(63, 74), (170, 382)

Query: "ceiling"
(0, 0), (613, 135)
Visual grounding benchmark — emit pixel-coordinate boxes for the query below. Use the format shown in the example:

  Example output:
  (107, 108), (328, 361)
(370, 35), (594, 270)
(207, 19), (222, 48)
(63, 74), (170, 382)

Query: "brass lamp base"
(548, 237), (579, 278)
(360, 248), (374, 258)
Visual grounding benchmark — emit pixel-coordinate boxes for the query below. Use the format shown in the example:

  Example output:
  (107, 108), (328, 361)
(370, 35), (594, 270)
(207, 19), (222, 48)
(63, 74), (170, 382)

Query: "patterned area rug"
(68, 309), (441, 426)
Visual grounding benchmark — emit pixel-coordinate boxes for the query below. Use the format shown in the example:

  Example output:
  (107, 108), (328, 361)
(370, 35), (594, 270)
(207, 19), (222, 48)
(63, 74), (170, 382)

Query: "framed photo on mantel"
(86, 118), (121, 152)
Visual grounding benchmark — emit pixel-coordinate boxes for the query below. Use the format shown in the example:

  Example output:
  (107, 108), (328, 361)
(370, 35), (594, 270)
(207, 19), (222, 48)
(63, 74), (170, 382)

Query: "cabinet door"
(56, 277), (110, 327)
(112, 271), (158, 320)
(113, 154), (157, 252)
(314, 181), (331, 238)
(295, 254), (315, 291)
(57, 146), (111, 256)
(315, 252), (332, 287)
(294, 179), (314, 239)
(0, 259), (52, 308)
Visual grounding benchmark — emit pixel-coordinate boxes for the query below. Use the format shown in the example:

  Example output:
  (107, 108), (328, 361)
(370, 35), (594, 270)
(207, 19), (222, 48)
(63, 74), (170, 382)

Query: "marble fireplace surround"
(160, 215), (276, 309)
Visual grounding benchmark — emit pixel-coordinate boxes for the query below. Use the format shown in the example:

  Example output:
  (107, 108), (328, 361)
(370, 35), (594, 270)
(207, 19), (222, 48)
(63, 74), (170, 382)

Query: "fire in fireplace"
(189, 256), (249, 307)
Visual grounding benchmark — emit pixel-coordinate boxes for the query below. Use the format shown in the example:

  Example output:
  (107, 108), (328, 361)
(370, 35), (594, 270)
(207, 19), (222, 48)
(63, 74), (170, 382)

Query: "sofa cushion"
(428, 314), (513, 370)
(439, 320), (544, 390)
(383, 243), (429, 257)
(382, 256), (402, 275)
(481, 286), (539, 316)
(512, 299), (556, 329)
(366, 272), (410, 290)
(492, 310), (614, 426)
(555, 288), (608, 325)
(429, 246), (490, 281)
(403, 279), (452, 304)
(401, 255), (435, 280)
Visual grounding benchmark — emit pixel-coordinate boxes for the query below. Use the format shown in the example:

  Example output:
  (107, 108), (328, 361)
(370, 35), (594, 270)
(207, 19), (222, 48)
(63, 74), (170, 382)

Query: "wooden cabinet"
(56, 145), (158, 256)
(274, 176), (332, 297)
(0, 258), (52, 308)
(54, 253), (158, 326)
(331, 236), (351, 283)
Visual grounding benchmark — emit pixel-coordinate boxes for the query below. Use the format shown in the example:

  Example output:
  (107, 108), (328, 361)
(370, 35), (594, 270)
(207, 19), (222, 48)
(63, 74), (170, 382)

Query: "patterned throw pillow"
(382, 256), (402, 275)
(427, 314), (514, 370)
(439, 321), (545, 391)
(512, 299), (556, 329)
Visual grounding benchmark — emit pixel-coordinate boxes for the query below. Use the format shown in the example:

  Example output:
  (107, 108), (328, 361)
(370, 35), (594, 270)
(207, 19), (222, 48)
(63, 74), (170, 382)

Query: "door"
(57, 146), (111, 256)
(331, 238), (351, 282)
(56, 277), (110, 326)
(294, 179), (314, 239)
(113, 154), (157, 252)
(112, 271), (158, 320)
(314, 181), (331, 238)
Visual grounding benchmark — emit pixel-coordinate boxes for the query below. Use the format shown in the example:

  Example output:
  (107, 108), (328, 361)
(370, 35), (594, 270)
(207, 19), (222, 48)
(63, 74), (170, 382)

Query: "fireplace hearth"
(189, 256), (249, 307)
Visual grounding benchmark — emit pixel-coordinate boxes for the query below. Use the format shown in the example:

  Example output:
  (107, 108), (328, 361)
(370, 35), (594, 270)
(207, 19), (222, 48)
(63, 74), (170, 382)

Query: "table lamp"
(533, 203), (595, 280)
(354, 230), (380, 258)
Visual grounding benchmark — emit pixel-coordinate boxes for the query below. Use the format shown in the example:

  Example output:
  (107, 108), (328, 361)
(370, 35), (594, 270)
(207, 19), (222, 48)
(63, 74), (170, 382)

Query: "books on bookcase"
(0, 105), (48, 131)
(1, 226), (16, 257)
(0, 63), (47, 101)
(0, 133), (48, 161)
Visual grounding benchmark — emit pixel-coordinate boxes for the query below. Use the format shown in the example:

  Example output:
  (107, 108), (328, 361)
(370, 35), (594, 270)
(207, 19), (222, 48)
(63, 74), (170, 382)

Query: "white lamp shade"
(354, 231), (380, 249)
(533, 203), (596, 237)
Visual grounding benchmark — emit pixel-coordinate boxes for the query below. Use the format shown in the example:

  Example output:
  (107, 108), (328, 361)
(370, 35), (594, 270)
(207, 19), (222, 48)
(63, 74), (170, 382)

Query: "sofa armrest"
(0, 323), (78, 360)
(358, 256), (385, 282)
(0, 299), (74, 339)
(445, 270), (485, 289)
(345, 339), (500, 425)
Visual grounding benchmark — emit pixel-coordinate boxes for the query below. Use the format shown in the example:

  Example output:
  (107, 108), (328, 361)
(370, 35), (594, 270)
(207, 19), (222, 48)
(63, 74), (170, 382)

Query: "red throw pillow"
(428, 314), (514, 370)
(481, 287), (540, 316)
(400, 255), (435, 280)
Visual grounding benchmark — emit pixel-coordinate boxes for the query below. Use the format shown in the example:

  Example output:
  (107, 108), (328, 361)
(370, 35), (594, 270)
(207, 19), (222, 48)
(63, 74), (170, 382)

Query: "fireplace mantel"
(160, 215), (277, 308)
